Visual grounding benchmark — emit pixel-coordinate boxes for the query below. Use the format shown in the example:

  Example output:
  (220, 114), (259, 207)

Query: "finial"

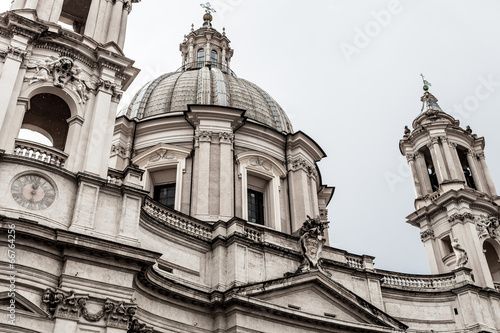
(222, 27), (226, 36)
(200, 2), (215, 26)
(191, 23), (194, 32)
(420, 73), (432, 91)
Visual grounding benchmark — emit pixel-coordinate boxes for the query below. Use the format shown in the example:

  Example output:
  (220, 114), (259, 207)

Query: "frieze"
(420, 228), (434, 242)
(42, 289), (143, 330)
(448, 212), (474, 224)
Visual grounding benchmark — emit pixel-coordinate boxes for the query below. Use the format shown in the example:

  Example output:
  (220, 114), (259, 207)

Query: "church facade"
(0, 1), (499, 332)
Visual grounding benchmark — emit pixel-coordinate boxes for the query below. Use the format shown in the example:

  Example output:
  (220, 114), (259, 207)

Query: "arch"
(419, 146), (439, 192)
(483, 239), (500, 283)
(21, 83), (82, 118)
(456, 145), (476, 190)
(197, 49), (205, 68)
(20, 93), (71, 150)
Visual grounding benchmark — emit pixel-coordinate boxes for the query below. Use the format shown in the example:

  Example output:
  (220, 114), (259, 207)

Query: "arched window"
(197, 49), (205, 68)
(211, 50), (218, 67)
(456, 146), (477, 190)
(420, 146), (439, 192)
(483, 240), (500, 282)
(19, 93), (71, 150)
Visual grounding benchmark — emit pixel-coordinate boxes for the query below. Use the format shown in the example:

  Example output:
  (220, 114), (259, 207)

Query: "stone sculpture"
(295, 215), (330, 276)
(451, 238), (468, 269)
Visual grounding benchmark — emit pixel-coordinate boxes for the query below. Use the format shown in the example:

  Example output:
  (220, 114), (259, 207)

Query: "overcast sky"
(5, 1), (500, 274)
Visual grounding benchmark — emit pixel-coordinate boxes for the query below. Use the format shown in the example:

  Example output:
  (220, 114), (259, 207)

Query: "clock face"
(11, 174), (56, 210)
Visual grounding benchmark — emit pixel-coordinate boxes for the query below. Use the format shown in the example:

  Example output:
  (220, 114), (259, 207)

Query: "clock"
(11, 174), (56, 210)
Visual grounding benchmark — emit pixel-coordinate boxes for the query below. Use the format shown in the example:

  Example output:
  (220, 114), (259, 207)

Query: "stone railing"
(143, 198), (212, 240)
(14, 139), (68, 168)
(244, 227), (262, 242)
(380, 271), (456, 290)
(345, 255), (364, 269)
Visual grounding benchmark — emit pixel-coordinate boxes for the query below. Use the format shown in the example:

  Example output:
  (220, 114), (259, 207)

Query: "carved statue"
(295, 215), (330, 276)
(451, 238), (468, 269)
(476, 215), (500, 238)
(70, 66), (89, 104)
(404, 125), (411, 136)
(26, 57), (60, 85)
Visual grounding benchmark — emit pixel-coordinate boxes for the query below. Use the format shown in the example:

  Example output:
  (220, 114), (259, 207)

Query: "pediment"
(0, 291), (50, 317)
(235, 272), (407, 331)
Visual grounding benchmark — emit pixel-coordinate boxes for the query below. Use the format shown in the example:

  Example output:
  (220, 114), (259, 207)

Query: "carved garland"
(41, 289), (150, 331)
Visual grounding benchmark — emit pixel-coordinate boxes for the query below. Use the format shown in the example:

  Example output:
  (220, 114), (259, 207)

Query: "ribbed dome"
(118, 67), (294, 133)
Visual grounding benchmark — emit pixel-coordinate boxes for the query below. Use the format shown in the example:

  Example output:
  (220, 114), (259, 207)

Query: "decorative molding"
(218, 131), (234, 144)
(448, 212), (474, 224)
(111, 143), (129, 158)
(6, 45), (27, 61)
(287, 157), (317, 179)
(420, 228), (434, 242)
(195, 130), (213, 143)
(148, 148), (176, 162)
(41, 289), (144, 330)
(128, 319), (154, 333)
(248, 156), (272, 172)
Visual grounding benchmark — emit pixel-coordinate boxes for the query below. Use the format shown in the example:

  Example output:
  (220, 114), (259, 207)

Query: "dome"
(118, 67), (294, 133)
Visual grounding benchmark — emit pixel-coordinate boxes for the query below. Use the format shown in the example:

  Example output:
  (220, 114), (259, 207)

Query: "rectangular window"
(154, 183), (176, 209)
(248, 189), (264, 225)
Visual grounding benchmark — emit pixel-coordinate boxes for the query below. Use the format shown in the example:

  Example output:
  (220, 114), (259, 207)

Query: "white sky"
(4, 1), (500, 274)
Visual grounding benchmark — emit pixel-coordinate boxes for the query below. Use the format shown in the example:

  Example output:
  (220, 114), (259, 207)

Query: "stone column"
(0, 46), (27, 145)
(407, 153), (422, 197)
(48, 0), (64, 23)
(415, 153), (432, 195)
(430, 138), (449, 182)
(25, 0), (39, 10)
(219, 132), (234, 220)
(467, 150), (485, 192)
(82, 85), (113, 177)
(194, 131), (211, 219)
(11, 0), (25, 10)
(84, 0), (101, 38)
(64, 115), (84, 172)
(441, 138), (460, 180)
(93, 0), (112, 43)
(449, 142), (466, 182)
(107, 0), (123, 43)
(478, 152), (497, 196)
(117, 2), (131, 49)
(3, 98), (28, 153)
(35, 0), (55, 21)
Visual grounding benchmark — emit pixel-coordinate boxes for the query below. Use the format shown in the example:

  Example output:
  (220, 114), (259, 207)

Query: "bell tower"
(0, 0), (140, 178)
(400, 80), (500, 288)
